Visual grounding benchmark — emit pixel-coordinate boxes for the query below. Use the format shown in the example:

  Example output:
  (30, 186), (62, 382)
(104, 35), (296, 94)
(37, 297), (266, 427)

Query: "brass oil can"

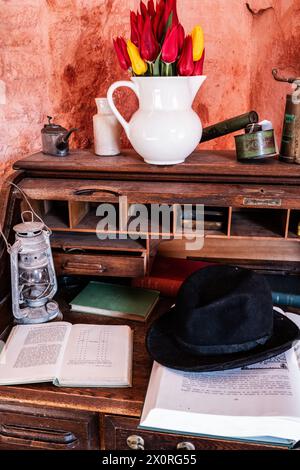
(273, 69), (300, 164)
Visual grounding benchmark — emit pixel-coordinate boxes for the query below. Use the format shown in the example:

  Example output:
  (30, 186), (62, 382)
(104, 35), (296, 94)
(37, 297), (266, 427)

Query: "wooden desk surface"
(0, 291), (172, 418)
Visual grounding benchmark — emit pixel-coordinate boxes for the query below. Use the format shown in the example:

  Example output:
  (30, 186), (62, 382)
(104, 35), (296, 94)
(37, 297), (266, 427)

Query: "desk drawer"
(53, 252), (146, 277)
(0, 404), (99, 450)
(104, 415), (283, 451)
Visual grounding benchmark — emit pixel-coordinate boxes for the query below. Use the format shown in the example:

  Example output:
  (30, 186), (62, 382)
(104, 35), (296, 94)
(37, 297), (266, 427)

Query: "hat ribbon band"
(174, 333), (271, 356)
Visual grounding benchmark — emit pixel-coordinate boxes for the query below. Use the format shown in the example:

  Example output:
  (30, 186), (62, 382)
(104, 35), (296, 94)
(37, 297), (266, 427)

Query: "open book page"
(0, 322), (71, 385)
(141, 349), (300, 440)
(55, 324), (133, 387)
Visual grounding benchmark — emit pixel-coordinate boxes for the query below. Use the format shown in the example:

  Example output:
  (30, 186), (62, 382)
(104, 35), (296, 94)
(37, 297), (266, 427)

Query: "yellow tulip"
(127, 40), (148, 76)
(192, 25), (204, 62)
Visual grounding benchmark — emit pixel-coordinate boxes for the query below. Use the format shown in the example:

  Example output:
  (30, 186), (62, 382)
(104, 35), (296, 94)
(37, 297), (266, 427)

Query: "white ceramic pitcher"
(107, 76), (206, 165)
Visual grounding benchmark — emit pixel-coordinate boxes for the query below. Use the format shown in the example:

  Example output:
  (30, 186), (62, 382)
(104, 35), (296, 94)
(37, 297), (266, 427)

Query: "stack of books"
(133, 256), (300, 309)
(132, 257), (213, 297)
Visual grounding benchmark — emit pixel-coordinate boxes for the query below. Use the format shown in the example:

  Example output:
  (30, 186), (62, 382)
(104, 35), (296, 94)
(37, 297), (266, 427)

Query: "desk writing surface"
(0, 294), (173, 417)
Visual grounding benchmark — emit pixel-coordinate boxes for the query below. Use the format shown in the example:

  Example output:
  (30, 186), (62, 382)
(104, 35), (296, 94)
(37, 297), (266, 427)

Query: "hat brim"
(146, 308), (300, 372)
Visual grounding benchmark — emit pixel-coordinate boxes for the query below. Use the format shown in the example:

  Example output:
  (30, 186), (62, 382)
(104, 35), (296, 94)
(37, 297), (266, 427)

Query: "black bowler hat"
(146, 265), (300, 372)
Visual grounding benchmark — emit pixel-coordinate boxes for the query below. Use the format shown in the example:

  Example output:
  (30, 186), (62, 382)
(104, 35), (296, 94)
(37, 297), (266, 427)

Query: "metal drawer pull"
(62, 261), (107, 273)
(74, 188), (121, 197)
(177, 442), (196, 450)
(98, 264), (107, 273)
(0, 423), (78, 445)
(127, 435), (145, 450)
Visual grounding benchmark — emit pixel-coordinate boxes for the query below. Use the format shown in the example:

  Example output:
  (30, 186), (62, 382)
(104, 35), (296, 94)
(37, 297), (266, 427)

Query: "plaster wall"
(0, 0), (299, 179)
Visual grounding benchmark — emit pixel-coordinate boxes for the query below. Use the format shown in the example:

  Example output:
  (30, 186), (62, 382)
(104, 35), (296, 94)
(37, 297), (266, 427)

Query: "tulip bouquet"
(113, 0), (205, 77)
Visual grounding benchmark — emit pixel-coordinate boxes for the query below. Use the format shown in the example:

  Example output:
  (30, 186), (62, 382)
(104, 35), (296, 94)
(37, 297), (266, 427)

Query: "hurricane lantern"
(9, 215), (61, 324)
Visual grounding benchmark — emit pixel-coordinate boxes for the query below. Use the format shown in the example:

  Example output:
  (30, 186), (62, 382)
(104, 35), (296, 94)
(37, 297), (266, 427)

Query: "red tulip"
(140, 1), (148, 19)
(161, 24), (179, 63)
(137, 12), (144, 38)
(153, 0), (165, 41)
(177, 35), (194, 76)
(113, 37), (131, 71)
(158, 0), (179, 43)
(130, 11), (140, 47)
(140, 14), (160, 62)
(177, 23), (185, 53)
(168, 0), (179, 25)
(162, 0), (179, 29)
(157, 20), (165, 43)
(147, 0), (155, 18)
(193, 48), (205, 76)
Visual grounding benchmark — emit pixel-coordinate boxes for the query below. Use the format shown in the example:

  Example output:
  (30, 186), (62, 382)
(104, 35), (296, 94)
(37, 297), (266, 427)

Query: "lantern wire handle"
(21, 211), (34, 223)
(8, 182), (52, 235)
(0, 181), (54, 252)
(0, 225), (11, 252)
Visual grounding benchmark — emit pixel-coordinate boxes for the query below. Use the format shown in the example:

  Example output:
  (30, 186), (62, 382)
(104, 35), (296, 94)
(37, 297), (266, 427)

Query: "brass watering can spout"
(272, 69), (300, 90)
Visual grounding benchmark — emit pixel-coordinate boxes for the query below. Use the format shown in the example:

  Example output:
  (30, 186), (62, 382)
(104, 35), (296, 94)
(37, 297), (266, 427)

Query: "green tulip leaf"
(165, 11), (173, 34)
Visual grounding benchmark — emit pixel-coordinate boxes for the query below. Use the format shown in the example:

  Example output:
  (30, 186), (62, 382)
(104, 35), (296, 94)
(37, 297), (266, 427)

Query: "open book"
(140, 312), (300, 448)
(0, 322), (132, 387)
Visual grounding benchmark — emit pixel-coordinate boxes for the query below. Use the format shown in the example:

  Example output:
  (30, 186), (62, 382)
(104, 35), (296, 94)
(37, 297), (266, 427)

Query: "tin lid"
(42, 116), (67, 135)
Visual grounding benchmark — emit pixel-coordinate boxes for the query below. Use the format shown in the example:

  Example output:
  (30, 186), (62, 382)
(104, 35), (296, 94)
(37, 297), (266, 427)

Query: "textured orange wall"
(1, 0), (300, 180)
(249, 0), (300, 137)
(0, 0), (51, 179)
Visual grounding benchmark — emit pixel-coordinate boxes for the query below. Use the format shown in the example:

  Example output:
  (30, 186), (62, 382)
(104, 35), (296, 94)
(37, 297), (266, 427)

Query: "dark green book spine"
(272, 292), (300, 308)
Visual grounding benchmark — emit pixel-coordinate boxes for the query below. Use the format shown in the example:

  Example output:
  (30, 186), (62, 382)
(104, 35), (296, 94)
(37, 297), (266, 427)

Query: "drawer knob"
(126, 435), (145, 450)
(98, 264), (106, 273)
(177, 441), (196, 450)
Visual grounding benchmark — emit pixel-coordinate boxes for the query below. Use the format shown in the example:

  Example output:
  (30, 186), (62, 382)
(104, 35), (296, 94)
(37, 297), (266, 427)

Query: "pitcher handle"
(107, 81), (139, 139)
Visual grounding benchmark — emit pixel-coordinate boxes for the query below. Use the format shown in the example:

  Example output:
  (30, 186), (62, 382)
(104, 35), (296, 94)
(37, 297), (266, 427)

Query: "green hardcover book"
(70, 281), (160, 322)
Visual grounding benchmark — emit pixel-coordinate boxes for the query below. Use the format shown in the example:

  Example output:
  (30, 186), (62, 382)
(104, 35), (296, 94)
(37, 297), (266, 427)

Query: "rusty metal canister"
(273, 69), (300, 164)
(279, 94), (300, 163)
(235, 129), (276, 162)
